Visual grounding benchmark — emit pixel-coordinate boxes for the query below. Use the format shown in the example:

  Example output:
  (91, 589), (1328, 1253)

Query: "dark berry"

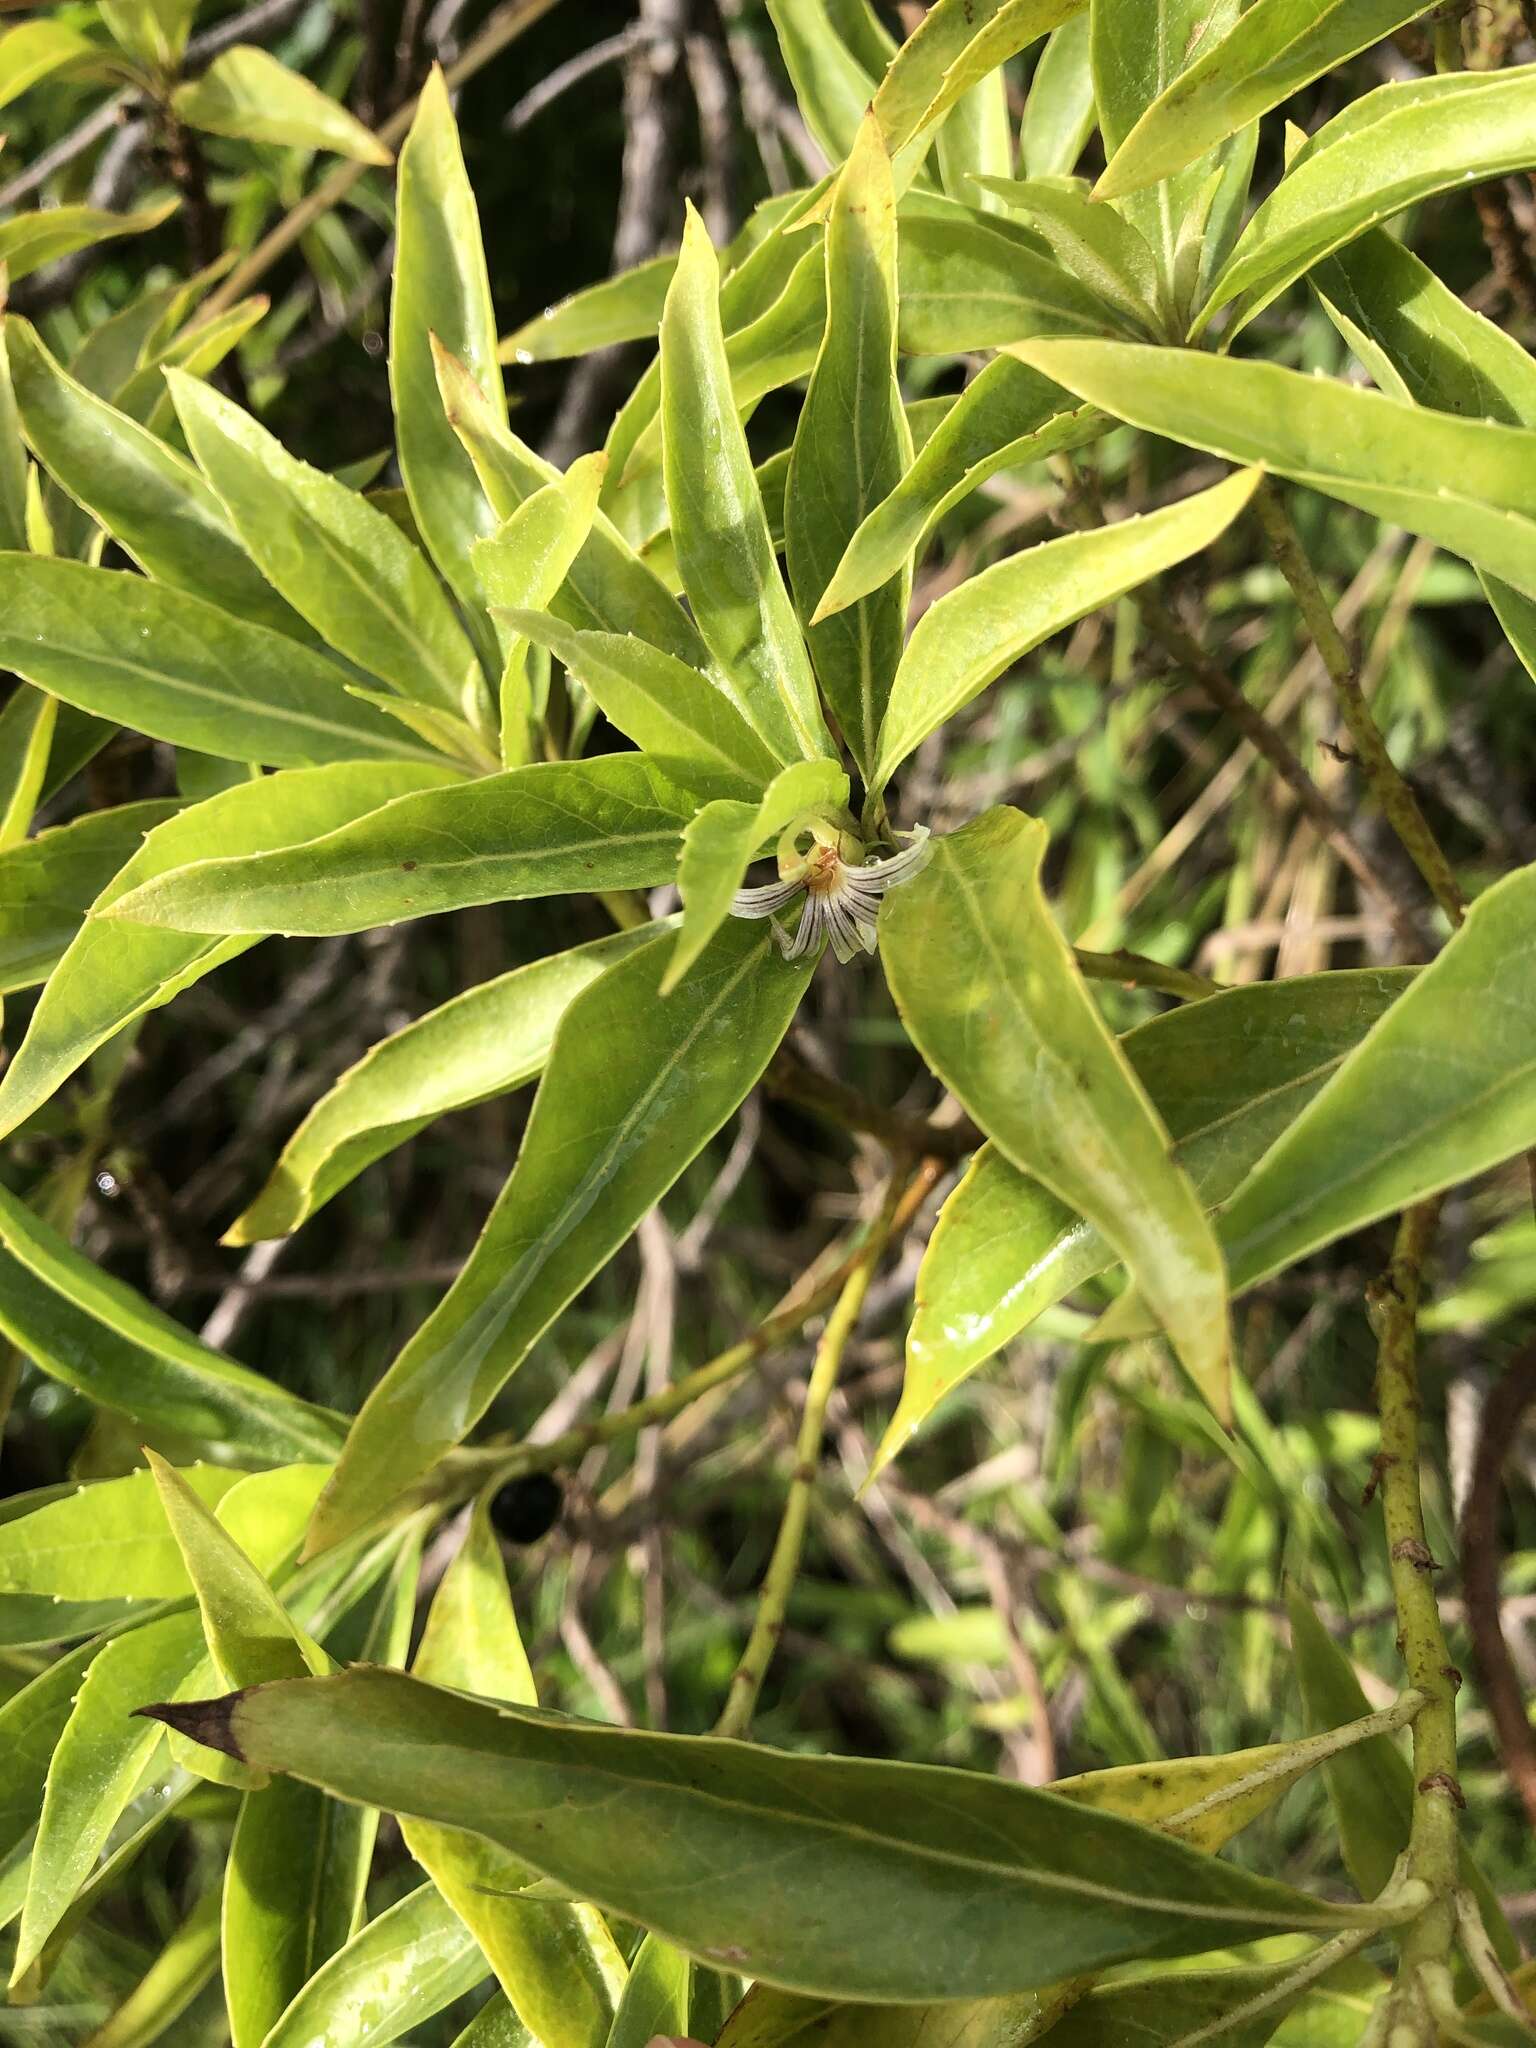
(489, 1472), (563, 1545)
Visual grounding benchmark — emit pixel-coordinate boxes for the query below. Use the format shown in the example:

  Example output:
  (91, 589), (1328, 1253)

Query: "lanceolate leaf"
(765, 0), (881, 166)
(496, 612), (780, 785)
(874, 0), (1085, 150)
(259, 1881), (488, 2048)
(0, 762), (454, 1141)
(4, 317), (310, 639)
(0, 1182), (346, 1459)
(895, 212), (1124, 354)
(786, 114), (912, 778)
(883, 968), (1413, 1470)
(880, 810), (1231, 1418)
(816, 356), (1103, 620)
(0, 200), (178, 286)
(500, 252), (678, 364)
(106, 755), (735, 937)
(971, 176), (1162, 334)
(1220, 862), (1536, 1291)
(0, 799), (180, 993)
(0, 559), (430, 769)
(172, 45), (391, 164)
(0, 1463), (238, 1602)
(1096, 0), (1437, 205)
(1021, 12), (1097, 178)
(1016, 339), (1536, 600)
(433, 339), (713, 669)
(391, 67), (504, 621)
(871, 468), (1259, 789)
(1201, 67), (1536, 336)
(227, 926), (663, 1244)
(1090, 0), (1237, 294)
(404, 1504), (627, 2048)
(305, 921), (812, 1552)
(0, 20), (100, 111)
(662, 207), (836, 767)
(168, 370), (485, 728)
(150, 1667), (1386, 2005)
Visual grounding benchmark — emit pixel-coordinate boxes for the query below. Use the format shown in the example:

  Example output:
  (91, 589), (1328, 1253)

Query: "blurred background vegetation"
(2, 2), (1534, 2038)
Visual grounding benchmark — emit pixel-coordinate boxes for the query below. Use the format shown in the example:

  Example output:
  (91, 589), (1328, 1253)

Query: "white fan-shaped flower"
(730, 815), (932, 964)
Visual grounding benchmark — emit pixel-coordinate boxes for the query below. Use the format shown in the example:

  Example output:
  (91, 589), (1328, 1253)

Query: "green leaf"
(0, 1180), (347, 1459)
(222, 1536), (422, 2048)
(1200, 68), (1536, 337)
(433, 339), (713, 670)
(403, 1503), (627, 2048)
(874, 0), (1085, 151)
(496, 612), (781, 786)
(473, 452), (604, 765)
(880, 809), (1230, 1417)
(0, 200), (178, 286)
(306, 919), (812, 1551)
(4, 317), (311, 639)
(13, 1612), (204, 1986)
(1016, 338), (1536, 600)
(168, 369), (486, 730)
(670, 759), (849, 992)
(785, 115), (912, 778)
(871, 467), (1258, 789)
(82, 1883), (222, 2048)
(969, 176), (1161, 334)
(0, 1463), (239, 1601)
(147, 1453), (331, 1689)
(661, 207), (835, 767)
(99, 0), (196, 67)
(259, 1880), (488, 2048)
(0, 20), (100, 110)
(106, 755), (732, 937)
(500, 253), (678, 364)
(0, 334), (28, 556)
(1219, 864), (1536, 1290)
(0, 761), (450, 1143)
(391, 67), (504, 621)
(608, 1935), (693, 2048)
(0, 800), (180, 994)
(449, 1996), (538, 2048)
(15, 1470), (324, 1983)
(1285, 1589), (1407, 1903)
(0, 688), (57, 851)
(228, 925), (662, 1244)
(0, 558), (432, 768)
(1096, 0), (1435, 205)
(816, 356), (1103, 620)
(153, 1667), (1387, 2004)
(895, 211), (1126, 353)
(172, 45), (391, 164)
(0, 1640), (98, 1878)
(887, 968), (1413, 1468)
(765, 0), (881, 165)
(1021, 13), (1097, 178)
(934, 72), (1014, 217)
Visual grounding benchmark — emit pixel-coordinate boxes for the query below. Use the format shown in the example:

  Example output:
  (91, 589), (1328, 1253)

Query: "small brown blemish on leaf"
(401, 860), (418, 872)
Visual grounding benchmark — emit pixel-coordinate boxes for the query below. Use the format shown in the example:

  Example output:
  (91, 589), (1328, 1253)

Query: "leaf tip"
(135, 1692), (247, 1761)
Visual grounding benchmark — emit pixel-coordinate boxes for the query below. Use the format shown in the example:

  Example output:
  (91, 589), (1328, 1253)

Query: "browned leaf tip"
(134, 1693), (247, 1760)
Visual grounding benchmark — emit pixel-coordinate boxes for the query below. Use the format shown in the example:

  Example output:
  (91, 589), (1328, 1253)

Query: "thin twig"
(504, 24), (670, 131)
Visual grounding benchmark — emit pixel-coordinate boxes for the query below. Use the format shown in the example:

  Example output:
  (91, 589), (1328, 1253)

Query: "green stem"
(713, 1176), (903, 1740)
(444, 1162), (942, 1497)
(1368, 1200), (1463, 2036)
(1254, 484), (1466, 929)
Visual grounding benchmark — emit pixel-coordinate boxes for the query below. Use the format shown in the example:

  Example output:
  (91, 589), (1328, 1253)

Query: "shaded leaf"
(0, 800), (180, 994)
(0, 200), (178, 286)
(154, 1667), (1389, 2004)
(895, 211), (1124, 354)
(875, 0), (1085, 150)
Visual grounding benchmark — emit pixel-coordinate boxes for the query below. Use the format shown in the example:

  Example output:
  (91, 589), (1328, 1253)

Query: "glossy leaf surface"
(661, 207), (835, 766)
(880, 810), (1230, 1416)
(0, 558), (426, 768)
(306, 921), (812, 1550)
(871, 468), (1258, 788)
(874, 0), (1085, 149)
(0, 1463), (236, 1601)
(888, 968), (1412, 1467)
(260, 1881), (487, 2048)
(107, 756), (730, 937)
(0, 762), (452, 1141)
(172, 45), (391, 163)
